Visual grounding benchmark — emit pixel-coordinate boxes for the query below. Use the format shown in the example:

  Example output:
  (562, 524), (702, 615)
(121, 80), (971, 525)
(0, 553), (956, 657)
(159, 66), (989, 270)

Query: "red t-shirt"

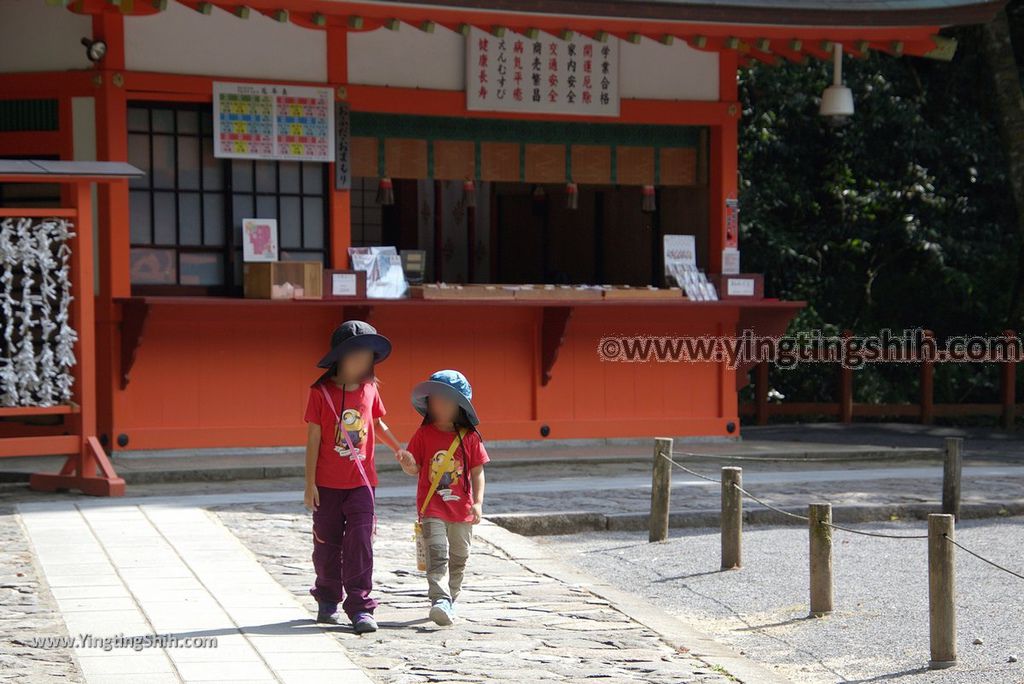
(304, 381), (386, 489)
(409, 424), (489, 523)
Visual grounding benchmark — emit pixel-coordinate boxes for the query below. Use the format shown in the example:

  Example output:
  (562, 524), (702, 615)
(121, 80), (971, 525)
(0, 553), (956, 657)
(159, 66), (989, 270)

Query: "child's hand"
(304, 484), (320, 512)
(470, 502), (483, 525)
(396, 449), (416, 470)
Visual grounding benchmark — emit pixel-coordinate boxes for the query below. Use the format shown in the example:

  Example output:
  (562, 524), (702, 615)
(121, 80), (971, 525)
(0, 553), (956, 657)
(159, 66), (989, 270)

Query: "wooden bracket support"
(30, 436), (126, 497)
(540, 306), (573, 386)
(119, 297), (149, 390)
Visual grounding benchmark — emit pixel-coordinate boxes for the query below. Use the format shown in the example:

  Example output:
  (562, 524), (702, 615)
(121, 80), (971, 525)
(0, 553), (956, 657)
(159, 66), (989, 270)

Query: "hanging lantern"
(641, 184), (656, 213)
(463, 178), (477, 209)
(566, 182), (579, 210)
(376, 177), (394, 206)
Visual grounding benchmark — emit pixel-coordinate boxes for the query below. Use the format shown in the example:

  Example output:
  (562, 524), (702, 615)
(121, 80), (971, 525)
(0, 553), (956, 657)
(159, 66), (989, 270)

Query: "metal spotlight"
(81, 37), (107, 63)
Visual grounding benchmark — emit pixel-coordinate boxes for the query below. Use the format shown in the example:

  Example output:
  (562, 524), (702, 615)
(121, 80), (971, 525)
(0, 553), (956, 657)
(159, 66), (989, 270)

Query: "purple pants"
(309, 484), (378, 618)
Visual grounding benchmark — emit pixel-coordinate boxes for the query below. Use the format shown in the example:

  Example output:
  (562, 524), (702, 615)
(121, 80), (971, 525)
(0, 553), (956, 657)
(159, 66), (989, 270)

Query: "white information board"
(466, 27), (619, 117)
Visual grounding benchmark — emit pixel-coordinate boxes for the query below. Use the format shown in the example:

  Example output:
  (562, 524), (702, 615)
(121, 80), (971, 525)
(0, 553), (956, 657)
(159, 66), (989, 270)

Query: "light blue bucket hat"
(411, 369), (479, 426)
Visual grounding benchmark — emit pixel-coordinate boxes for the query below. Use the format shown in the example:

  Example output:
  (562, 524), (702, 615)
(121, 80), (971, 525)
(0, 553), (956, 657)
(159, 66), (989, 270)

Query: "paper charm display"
(242, 218), (279, 262)
(0, 218), (78, 408)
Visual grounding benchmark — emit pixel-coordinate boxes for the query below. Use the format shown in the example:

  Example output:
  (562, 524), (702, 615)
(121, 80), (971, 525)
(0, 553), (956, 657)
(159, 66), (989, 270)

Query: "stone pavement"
(14, 497), (370, 684)
(11, 491), (785, 684)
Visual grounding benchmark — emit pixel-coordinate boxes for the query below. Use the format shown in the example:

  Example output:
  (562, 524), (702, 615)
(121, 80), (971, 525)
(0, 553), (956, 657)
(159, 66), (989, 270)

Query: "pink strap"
(319, 385), (375, 500)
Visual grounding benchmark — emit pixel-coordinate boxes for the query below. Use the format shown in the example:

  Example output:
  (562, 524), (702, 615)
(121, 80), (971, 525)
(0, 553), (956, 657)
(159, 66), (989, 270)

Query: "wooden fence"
(739, 329), (1020, 428)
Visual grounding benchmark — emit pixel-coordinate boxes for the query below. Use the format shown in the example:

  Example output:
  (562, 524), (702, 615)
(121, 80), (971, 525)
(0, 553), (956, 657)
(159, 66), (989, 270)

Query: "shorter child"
(397, 370), (488, 626)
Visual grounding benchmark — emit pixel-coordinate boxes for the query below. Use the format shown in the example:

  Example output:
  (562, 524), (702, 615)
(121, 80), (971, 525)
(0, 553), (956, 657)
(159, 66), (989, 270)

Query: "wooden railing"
(739, 329), (1020, 429)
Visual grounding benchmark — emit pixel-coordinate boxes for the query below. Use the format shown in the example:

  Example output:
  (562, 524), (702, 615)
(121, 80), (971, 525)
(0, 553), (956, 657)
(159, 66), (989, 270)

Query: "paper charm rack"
(0, 161), (142, 497)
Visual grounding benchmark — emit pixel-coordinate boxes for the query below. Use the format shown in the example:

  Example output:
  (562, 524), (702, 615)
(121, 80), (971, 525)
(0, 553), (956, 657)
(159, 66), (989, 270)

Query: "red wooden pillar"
(839, 329), (853, 423)
(1001, 329), (1016, 430)
(91, 12), (131, 449)
(920, 329), (935, 425)
(328, 26), (352, 269)
(708, 51), (739, 274)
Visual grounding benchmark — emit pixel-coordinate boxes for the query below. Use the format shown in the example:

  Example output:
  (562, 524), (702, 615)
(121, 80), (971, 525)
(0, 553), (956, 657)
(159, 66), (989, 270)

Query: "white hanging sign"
(213, 81), (334, 162)
(466, 27), (620, 117)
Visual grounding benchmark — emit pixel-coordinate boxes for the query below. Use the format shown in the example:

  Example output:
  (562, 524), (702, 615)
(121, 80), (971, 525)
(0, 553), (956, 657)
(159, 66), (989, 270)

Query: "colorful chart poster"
(466, 27), (620, 117)
(213, 82), (334, 162)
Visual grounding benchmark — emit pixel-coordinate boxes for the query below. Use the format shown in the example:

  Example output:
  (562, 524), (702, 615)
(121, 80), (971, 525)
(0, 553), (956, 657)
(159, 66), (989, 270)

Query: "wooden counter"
(105, 295), (804, 450)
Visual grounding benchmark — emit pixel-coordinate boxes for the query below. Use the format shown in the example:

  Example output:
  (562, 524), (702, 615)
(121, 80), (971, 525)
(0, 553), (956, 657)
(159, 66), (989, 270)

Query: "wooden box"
(512, 284), (604, 300)
(602, 285), (684, 300)
(323, 269), (367, 299)
(708, 273), (764, 299)
(411, 283), (515, 300)
(243, 261), (324, 300)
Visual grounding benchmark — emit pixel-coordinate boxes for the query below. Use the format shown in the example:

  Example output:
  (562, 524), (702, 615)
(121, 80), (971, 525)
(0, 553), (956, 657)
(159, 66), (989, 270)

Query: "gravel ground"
(0, 506), (82, 683)
(538, 517), (1024, 684)
(215, 501), (735, 684)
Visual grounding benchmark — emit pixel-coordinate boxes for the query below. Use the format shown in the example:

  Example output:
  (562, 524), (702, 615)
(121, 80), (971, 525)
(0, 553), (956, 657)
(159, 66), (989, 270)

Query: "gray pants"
(422, 517), (473, 604)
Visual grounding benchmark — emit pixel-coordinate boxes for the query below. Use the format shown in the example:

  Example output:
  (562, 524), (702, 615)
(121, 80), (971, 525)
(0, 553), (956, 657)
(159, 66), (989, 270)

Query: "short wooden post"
(1000, 329), (1016, 431)
(649, 437), (673, 543)
(928, 513), (956, 669)
(942, 437), (962, 521)
(920, 329), (934, 425)
(838, 330), (854, 423)
(755, 362), (769, 426)
(808, 503), (833, 617)
(721, 467), (742, 569)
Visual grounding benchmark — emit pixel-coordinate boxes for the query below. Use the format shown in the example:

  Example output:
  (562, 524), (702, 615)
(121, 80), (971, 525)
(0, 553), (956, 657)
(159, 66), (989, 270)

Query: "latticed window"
(127, 103), (329, 294)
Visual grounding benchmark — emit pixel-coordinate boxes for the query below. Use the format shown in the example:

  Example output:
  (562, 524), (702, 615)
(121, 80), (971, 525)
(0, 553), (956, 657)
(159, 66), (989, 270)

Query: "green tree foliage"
(739, 27), (1017, 408)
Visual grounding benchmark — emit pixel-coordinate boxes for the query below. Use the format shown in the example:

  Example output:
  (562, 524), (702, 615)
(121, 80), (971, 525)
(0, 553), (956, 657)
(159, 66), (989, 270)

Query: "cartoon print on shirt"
(334, 408), (367, 460)
(429, 449), (464, 501)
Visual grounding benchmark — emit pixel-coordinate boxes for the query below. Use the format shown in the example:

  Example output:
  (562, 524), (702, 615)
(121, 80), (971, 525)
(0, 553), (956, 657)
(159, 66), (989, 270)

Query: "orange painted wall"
(109, 301), (749, 450)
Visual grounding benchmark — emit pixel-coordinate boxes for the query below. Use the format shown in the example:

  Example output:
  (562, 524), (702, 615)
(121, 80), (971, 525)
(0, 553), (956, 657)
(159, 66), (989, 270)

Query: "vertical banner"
(335, 101), (351, 190)
(725, 194), (739, 247)
(466, 27), (620, 117)
(213, 82), (334, 162)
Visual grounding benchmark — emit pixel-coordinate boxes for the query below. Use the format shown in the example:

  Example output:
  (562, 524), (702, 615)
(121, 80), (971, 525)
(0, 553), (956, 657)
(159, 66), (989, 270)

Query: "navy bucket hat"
(316, 320), (392, 370)
(411, 369), (479, 426)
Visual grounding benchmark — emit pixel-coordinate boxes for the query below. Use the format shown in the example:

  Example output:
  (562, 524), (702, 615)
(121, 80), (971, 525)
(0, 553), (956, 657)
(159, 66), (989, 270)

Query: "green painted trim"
(0, 99), (58, 132)
(350, 112), (701, 148)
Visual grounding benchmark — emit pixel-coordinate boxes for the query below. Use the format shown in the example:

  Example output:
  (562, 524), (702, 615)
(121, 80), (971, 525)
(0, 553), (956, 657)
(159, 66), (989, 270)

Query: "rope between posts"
(663, 450), (928, 539)
(659, 451), (723, 485)
(819, 520), (928, 540)
(943, 534), (1024, 582)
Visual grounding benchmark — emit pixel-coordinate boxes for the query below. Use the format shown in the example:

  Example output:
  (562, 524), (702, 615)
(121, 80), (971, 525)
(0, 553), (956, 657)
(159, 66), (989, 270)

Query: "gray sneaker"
(316, 601), (340, 624)
(429, 599), (454, 626)
(352, 612), (378, 634)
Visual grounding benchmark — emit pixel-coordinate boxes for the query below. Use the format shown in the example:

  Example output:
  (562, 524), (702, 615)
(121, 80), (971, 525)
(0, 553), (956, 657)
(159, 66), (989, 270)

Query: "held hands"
(304, 484), (320, 512)
(395, 448), (417, 474)
(470, 502), (483, 525)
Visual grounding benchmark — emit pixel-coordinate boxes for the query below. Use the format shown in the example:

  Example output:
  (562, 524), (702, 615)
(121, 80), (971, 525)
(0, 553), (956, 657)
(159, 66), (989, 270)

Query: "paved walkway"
(17, 498), (370, 684)
(15, 493), (780, 684)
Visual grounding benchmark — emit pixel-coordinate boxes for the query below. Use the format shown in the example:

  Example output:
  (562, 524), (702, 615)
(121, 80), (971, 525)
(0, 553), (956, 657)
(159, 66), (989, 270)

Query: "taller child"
(303, 320), (411, 633)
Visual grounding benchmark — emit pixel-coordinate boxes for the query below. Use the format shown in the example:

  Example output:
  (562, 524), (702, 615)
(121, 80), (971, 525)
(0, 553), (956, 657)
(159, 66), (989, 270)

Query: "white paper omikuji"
(0, 217), (78, 407)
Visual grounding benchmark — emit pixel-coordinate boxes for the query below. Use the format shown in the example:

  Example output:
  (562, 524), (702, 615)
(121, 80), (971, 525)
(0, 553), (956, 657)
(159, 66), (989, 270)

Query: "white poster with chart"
(213, 82), (334, 162)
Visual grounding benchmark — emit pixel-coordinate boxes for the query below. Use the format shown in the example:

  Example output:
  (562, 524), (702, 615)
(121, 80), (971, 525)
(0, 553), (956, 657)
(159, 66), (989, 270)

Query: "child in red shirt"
(304, 320), (412, 634)
(398, 369), (489, 626)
